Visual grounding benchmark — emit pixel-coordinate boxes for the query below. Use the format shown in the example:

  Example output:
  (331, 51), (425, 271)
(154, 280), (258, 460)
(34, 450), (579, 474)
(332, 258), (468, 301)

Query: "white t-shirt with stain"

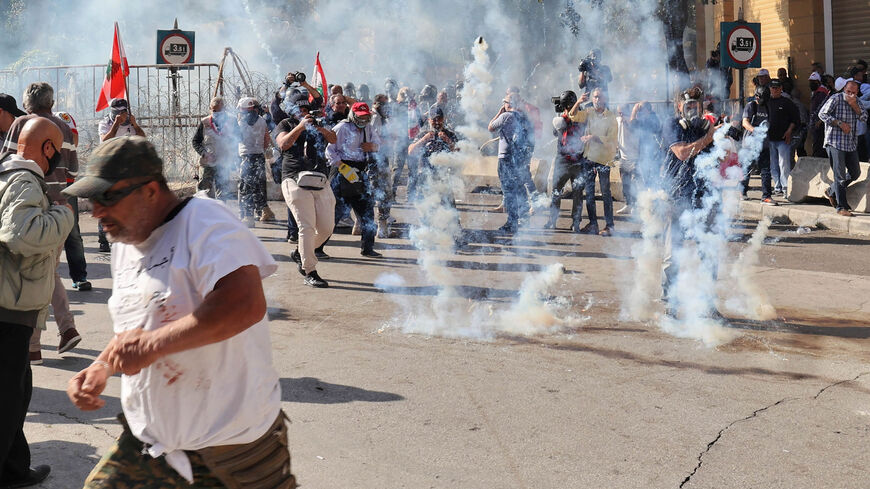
(108, 196), (280, 482)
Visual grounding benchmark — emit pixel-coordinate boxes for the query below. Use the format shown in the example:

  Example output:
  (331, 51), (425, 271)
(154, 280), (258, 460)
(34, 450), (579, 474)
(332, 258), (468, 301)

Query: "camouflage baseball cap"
(64, 136), (163, 198)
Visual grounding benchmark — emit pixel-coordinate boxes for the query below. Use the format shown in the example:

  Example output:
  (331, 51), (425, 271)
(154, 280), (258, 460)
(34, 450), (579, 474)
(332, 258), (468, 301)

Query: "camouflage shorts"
(83, 427), (226, 489)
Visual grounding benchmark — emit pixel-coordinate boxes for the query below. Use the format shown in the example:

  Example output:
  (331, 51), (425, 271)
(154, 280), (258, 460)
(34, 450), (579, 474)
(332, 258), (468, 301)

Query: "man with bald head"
(0, 117), (74, 488)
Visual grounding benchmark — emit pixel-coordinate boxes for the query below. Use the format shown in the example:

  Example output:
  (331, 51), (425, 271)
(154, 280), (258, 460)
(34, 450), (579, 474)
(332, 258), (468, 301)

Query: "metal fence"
(3, 63), (224, 184)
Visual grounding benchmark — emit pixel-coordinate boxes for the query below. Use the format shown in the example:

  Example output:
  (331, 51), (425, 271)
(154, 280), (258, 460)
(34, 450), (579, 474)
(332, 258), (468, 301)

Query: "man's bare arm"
(108, 265), (267, 375)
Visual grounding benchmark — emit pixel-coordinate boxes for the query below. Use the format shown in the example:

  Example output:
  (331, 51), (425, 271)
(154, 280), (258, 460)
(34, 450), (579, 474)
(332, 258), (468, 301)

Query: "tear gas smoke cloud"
(2, 0), (674, 119)
(725, 217), (777, 321)
(623, 120), (769, 347)
(659, 123), (768, 347)
(378, 39), (577, 340)
(623, 189), (669, 322)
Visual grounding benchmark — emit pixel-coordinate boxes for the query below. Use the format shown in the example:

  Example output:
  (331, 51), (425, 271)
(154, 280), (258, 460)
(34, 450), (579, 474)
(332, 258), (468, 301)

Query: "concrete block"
(461, 156), (549, 193)
(760, 204), (790, 223)
(739, 201), (763, 219)
(788, 156), (870, 212)
(814, 211), (851, 233)
(787, 208), (821, 227)
(848, 217), (870, 237)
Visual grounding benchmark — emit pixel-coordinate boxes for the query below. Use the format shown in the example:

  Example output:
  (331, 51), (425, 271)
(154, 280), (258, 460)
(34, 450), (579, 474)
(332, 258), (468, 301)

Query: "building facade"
(696, 0), (870, 101)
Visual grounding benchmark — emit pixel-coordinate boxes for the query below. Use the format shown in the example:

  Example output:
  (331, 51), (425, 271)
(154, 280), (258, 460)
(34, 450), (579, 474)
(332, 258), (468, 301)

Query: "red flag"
(309, 52), (327, 102)
(96, 22), (130, 112)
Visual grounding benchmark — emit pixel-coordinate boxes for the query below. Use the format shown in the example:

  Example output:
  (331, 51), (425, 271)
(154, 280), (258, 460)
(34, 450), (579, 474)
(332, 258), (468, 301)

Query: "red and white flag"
(310, 52), (327, 102)
(96, 22), (130, 112)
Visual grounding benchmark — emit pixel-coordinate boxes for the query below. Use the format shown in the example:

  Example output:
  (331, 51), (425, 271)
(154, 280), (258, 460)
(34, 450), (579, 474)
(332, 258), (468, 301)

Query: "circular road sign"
(726, 25), (759, 66)
(159, 32), (193, 64)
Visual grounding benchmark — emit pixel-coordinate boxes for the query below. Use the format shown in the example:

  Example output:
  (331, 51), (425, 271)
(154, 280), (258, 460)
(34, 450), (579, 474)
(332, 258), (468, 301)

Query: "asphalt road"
(25, 191), (870, 489)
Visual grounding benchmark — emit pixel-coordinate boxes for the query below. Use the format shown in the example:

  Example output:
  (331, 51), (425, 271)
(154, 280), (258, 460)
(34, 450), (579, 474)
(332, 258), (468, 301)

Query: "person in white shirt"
(65, 136), (294, 489)
(98, 98), (145, 141)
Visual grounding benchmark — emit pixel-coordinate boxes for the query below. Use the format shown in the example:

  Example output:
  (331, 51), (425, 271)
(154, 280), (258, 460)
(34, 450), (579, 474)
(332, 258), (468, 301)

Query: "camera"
(551, 90), (578, 113)
(285, 71), (306, 86)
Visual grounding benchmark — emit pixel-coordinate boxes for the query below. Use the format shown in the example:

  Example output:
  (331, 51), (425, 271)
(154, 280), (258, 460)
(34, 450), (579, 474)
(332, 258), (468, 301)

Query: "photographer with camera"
(270, 70), (324, 125)
(276, 93), (337, 287)
(547, 90), (586, 230)
(99, 98), (145, 141)
(577, 49), (613, 97)
(567, 88), (618, 236)
(741, 83), (776, 204)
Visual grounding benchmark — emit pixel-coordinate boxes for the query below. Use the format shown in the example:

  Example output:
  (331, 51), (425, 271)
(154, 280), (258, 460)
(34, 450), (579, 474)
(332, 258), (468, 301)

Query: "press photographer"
(270, 70), (325, 124)
(577, 49), (613, 96)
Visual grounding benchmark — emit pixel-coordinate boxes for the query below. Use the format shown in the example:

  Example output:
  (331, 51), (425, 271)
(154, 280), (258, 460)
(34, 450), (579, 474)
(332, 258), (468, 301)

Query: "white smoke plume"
(623, 188), (669, 321)
(639, 122), (768, 347)
(725, 217), (777, 320)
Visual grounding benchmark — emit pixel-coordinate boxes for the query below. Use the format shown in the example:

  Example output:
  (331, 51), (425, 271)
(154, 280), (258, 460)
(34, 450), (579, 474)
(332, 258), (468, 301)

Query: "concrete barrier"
(788, 156), (870, 212)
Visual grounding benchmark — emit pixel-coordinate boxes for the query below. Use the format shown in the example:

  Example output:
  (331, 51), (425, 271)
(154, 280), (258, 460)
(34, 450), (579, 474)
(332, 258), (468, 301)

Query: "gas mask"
(245, 111), (259, 126)
(678, 100), (709, 131)
(349, 111), (370, 129)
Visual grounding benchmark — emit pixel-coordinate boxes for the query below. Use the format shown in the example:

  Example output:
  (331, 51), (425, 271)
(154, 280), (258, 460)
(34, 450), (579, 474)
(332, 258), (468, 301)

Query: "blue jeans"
(583, 161), (614, 228)
(63, 197), (87, 282)
(826, 146), (860, 211)
(238, 154), (267, 219)
(497, 155), (529, 230)
(741, 142), (772, 198)
(768, 140), (792, 192)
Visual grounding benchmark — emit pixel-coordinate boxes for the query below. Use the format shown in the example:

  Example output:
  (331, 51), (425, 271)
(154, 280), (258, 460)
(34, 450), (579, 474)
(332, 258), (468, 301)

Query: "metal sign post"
(721, 13), (761, 109)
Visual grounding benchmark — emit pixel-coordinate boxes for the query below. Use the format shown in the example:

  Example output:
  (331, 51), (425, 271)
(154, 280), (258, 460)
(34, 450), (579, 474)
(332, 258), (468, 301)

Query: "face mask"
(245, 111), (259, 126)
(46, 143), (62, 174)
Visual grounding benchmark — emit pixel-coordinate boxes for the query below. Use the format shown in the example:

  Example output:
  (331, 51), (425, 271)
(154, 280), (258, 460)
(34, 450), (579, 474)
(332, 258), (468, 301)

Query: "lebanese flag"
(96, 22), (130, 112)
(310, 52), (327, 102)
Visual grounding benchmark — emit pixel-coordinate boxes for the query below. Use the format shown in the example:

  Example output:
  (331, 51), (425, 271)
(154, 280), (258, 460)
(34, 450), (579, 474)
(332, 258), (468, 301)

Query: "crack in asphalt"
(30, 409), (116, 441)
(679, 371), (870, 488)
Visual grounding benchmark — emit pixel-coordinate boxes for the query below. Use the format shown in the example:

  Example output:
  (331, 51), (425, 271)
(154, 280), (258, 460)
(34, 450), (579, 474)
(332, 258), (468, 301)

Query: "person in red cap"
(325, 102), (383, 257)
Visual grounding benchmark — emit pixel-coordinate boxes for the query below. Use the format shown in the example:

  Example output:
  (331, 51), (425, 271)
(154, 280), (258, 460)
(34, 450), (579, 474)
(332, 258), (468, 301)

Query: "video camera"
(285, 71), (306, 86)
(551, 90), (578, 113)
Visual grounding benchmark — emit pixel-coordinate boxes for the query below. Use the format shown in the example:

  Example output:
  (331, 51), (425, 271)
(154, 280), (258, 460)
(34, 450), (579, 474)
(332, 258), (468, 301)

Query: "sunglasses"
(90, 180), (152, 207)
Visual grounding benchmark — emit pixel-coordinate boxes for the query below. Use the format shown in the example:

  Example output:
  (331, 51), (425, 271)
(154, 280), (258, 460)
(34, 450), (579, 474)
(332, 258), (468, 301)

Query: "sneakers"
(287, 234), (298, 244)
(837, 209), (855, 217)
(598, 226), (613, 237)
(29, 351), (42, 365)
(615, 205), (631, 215)
(57, 328), (82, 354)
(2, 465), (51, 488)
(259, 207), (276, 221)
(577, 222), (599, 235)
(72, 280), (92, 291)
(99, 242), (111, 253)
(772, 189), (784, 197)
(314, 249), (330, 260)
(760, 197), (778, 206)
(303, 270), (329, 288)
(361, 249), (383, 258)
(335, 217), (354, 229)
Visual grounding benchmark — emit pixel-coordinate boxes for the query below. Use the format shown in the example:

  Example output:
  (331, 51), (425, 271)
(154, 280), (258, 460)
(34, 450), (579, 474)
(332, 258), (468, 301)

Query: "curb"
(739, 201), (870, 237)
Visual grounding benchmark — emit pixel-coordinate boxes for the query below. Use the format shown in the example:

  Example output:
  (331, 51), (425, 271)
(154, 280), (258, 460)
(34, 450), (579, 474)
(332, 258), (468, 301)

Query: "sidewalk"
(739, 175), (870, 237)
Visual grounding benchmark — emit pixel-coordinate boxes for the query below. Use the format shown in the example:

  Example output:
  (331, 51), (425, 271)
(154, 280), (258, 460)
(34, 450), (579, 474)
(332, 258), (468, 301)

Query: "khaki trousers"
(30, 247), (75, 352)
(281, 178), (335, 273)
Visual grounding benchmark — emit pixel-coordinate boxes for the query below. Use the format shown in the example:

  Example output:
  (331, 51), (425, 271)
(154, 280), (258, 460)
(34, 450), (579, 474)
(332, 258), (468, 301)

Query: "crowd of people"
(0, 49), (868, 488)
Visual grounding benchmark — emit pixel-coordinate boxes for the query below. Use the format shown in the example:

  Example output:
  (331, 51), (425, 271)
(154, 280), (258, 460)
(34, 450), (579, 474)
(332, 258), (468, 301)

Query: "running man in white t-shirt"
(64, 137), (295, 488)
